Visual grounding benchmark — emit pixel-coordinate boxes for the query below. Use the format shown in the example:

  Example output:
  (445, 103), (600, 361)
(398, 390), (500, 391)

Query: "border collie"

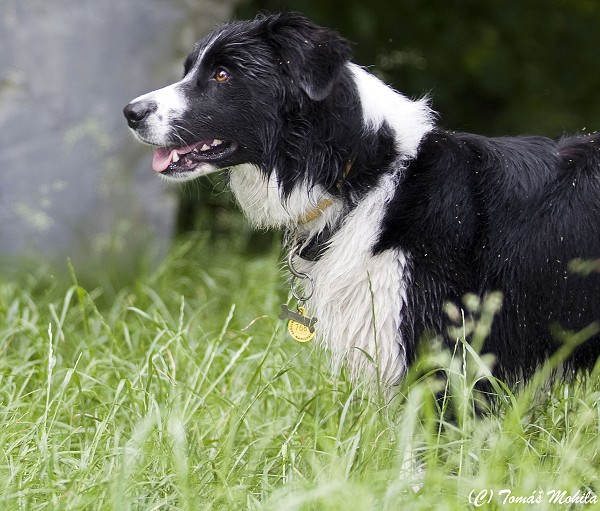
(124, 12), (600, 386)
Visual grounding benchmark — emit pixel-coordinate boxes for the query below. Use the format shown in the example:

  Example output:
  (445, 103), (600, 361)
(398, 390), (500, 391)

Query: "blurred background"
(1, 0), (599, 289)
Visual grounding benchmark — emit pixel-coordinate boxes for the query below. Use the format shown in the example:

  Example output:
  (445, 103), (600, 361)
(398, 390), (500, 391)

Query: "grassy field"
(1, 234), (599, 510)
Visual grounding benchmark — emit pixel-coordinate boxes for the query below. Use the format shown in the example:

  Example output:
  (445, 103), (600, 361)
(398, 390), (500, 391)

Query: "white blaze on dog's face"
(124, 83), (187, 146)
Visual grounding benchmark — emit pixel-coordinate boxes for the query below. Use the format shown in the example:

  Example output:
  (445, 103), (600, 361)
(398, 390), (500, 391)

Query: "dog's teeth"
(201, 144), (211, 151)
(172, 152), (180, 163)
(211, 139), (223, 147)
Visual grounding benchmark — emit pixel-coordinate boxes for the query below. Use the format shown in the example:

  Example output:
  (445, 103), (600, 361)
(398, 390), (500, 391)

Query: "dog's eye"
(214, 68), (231, 83)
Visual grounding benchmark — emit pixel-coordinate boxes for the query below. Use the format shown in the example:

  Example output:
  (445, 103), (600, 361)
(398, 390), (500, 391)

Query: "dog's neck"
(228, 164), (341, 230)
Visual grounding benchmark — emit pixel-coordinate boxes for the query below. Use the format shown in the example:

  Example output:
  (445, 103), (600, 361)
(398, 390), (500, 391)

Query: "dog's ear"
(263, 13), (352, 101)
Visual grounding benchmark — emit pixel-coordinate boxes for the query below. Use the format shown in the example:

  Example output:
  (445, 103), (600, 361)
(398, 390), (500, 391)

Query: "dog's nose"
(123, 100), (156, 129)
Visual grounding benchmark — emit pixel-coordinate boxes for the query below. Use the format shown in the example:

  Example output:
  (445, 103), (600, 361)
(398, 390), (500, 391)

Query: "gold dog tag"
(279, 305), (317, 343)
(288, 307), (316, 343)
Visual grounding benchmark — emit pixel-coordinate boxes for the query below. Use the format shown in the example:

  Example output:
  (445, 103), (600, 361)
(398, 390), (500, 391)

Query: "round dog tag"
(287, 307), (316, 343)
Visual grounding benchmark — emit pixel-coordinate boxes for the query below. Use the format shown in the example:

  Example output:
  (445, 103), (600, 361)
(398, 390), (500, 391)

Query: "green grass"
(1, 234), (599, 510)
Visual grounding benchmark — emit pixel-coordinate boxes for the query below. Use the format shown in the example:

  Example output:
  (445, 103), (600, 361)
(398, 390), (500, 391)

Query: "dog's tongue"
(152, 144), (198, 173)
(152, 148), (174, 173)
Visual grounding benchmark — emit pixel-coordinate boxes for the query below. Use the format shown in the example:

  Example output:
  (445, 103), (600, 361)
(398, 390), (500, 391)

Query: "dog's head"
(123, 13), (352, 183)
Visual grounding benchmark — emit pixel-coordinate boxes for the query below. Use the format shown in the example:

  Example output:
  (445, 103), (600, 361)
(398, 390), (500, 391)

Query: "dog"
(124, 12), (600, 386)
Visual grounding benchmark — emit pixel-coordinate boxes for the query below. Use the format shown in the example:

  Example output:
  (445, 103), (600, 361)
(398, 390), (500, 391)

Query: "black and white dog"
(124, 13), (600, 386)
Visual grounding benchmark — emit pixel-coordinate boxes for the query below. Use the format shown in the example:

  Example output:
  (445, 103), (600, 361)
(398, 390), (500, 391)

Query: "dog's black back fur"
(376, 130), (600, 377)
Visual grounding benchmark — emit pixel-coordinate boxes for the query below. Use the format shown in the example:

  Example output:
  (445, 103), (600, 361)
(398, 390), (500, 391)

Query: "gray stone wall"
(0, 0), (241, 275)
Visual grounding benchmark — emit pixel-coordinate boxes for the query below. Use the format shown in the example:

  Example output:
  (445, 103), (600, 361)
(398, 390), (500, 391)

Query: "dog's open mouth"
(152, 138), (236, 174)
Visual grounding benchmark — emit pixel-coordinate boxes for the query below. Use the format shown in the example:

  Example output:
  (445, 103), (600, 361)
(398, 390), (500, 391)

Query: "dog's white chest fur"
(294, 172), (410, 384)
(230, 166), (410, 384)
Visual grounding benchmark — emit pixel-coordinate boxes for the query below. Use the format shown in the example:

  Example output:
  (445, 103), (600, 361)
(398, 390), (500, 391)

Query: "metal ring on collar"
(287, 245), (307, 279)
(288, 245), (315, 302)
(291, 274), (315, 302)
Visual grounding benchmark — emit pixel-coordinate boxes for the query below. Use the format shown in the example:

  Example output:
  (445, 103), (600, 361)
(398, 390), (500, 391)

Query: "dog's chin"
(158, 162), (224, 182)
